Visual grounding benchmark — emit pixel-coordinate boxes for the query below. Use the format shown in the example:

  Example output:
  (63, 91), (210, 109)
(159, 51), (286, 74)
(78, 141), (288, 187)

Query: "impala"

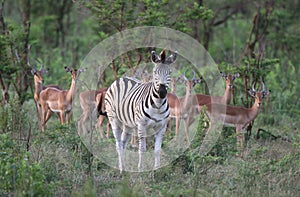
(39, 67), (86, 131)
(166, 76), (181, 137)
(205, 81), (270, 157)
(196, 72), (240, 108)
(30, 64), (61, 128)
(179, 71), (202, 143)
(78, 88), (109, 137)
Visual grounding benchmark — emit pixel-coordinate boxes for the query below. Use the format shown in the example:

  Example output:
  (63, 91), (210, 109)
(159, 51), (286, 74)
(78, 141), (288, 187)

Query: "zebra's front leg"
(154, 123), (167, 170)
(110, 119), (124, 172)
(137, 125), (147, 172)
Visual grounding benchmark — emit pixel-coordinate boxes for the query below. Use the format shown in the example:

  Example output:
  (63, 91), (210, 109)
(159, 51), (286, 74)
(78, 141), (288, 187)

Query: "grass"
(1, 100), (300, 196)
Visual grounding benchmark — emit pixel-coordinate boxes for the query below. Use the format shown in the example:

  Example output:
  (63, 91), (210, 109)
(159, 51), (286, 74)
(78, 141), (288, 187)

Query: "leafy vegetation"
(0, 0), (299, 196)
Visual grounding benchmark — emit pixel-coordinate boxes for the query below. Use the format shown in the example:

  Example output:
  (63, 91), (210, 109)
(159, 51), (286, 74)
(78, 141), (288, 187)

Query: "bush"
(0, 133), (55, 196)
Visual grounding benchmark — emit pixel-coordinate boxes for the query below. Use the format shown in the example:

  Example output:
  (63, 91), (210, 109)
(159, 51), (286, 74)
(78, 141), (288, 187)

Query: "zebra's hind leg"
(137, 125), (147, 172)
(121, 127), (133, 170)
(121, 126), (133, 149)
(110, 119), (124, 173)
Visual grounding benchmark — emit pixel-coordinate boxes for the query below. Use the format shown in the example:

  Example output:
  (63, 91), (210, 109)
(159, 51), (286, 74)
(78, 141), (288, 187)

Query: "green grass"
(1, 101), (300, 196)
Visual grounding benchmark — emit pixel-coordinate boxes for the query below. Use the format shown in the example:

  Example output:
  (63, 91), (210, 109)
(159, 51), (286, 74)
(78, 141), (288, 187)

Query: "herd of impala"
(31, 61), (270, 158)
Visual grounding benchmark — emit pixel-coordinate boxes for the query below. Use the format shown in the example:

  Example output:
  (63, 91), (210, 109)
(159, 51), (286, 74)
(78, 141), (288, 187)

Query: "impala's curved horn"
(251, 81), (257, 91)
(261, 81), (266, 92)
(183, 70), (189, 81)
(31, 64), (38, 71)
(192, 70), (196, 80)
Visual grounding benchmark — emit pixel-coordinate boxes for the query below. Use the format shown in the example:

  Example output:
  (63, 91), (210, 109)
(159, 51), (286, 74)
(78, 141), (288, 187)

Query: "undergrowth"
(0, 100), (299, 196)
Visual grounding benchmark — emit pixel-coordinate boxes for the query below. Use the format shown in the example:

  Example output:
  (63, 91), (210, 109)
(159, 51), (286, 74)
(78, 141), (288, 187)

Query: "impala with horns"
(39, 67), (86, 131)
(204, 81), (270, 158)
(196, 72), (240, 108)
(30, 63), (61, 129)
(179, 70), (202, 143)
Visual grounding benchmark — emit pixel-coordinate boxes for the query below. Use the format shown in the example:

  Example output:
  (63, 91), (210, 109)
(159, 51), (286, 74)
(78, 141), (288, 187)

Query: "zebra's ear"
(151, 51), (161, 63)
(160, 50), (166, 63)
(165, 51), (177, 64)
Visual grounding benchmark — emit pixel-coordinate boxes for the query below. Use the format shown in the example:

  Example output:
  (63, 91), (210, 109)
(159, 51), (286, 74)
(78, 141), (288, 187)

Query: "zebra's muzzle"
(158, 84), (168, 99)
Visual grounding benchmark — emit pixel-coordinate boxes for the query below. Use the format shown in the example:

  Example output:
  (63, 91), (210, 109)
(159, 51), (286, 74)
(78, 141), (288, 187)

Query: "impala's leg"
(137, 125), (146, 172)
(236, 125), (245, 158)
(175, 113), (180, 138)
(96, 115), (105, 139)
(184, 117), (190, 144)
(77, 113), (84, 135)
(78, 111), (88, 135)
(36, 102), (42, 128)
(41, 104), (49, 132)
(66, 111), (72, 124)
(106, 121), (111, 138)
(60, 111), (65, 125)
(154, 123), (167, 170)
(44, 109), (52, 124)
(166, 118), (173, 136)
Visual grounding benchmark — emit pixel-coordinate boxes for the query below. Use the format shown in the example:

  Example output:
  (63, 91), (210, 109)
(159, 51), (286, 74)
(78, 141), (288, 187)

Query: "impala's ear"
(234, 73), (240, 78)
(79, 68), (87, 73)
(165, 51), (178, 64)
(151, 51), (160, 63)
(31, 69), (36, 75)
(248, 89), (256, 97)
(42, 68), (49, 75)
(196, 78), (202, 84)
(220, 72), (227, 79)
(65, 66), (71, 72)
(262, 90), (271, 98)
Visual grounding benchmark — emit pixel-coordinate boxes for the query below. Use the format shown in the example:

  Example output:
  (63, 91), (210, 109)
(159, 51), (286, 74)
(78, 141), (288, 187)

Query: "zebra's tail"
(96, 93), (107, 118)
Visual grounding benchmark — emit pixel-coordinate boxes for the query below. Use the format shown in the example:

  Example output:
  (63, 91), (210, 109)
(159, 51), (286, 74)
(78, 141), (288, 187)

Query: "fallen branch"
(256, 128), (292, 143)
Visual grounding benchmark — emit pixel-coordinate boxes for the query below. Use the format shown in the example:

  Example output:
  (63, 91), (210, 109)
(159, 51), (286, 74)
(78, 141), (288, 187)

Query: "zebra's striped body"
(106, 78), (170, 128)
(105, 50), (177, 172)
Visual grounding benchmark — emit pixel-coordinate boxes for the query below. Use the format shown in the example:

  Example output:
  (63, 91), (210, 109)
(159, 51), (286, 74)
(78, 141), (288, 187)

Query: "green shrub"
(0, 133), (55, 196)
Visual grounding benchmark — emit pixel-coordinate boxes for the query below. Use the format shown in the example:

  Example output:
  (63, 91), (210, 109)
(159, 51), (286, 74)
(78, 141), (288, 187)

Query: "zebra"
(104, 50), (177, 172)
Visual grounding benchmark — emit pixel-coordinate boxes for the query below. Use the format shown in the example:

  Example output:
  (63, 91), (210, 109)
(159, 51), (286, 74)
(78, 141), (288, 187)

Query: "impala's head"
(65, 67), (87, 82)
(181, 70), (202, 94)
(31, 65), (49, 84)
(248, 81), (271, 108)
(221, 72), (240, 89)
(151, 50), (177, 98)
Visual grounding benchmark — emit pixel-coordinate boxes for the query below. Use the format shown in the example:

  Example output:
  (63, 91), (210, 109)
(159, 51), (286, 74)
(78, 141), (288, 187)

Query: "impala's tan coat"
(205, 83), (270, 157)
(39, 67), (86, 131)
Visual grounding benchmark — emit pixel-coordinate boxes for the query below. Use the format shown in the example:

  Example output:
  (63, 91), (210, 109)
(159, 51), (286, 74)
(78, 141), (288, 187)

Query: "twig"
(256, 128), (292, 143)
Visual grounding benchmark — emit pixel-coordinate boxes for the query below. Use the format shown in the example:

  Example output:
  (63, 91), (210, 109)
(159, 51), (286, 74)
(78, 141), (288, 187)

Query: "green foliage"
(0, 134), (55, 196)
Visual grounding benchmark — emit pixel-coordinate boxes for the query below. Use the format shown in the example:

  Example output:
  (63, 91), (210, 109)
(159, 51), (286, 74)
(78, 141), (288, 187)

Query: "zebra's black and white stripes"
(105, 50), (177, 172)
